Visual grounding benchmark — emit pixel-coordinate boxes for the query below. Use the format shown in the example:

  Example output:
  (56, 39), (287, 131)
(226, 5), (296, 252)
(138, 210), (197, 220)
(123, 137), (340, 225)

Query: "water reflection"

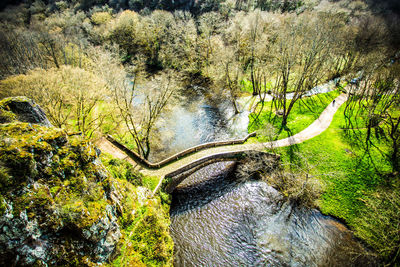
(147, 80), (337, 161)
(170, 163), (374, 267)
(153, 95), (249, 161)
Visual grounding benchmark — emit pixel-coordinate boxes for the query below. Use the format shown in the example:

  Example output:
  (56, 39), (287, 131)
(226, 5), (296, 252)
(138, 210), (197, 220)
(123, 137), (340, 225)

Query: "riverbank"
(268, 103), (399, 263)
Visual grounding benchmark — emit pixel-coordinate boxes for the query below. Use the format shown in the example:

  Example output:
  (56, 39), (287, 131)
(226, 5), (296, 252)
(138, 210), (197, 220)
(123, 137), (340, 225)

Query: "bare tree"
(89, 46), (175, 159)
(344, 61), (400, 172)
(224, 58), (242, 114)
(269, 15), (333, 128)
(0, 28), (49, 78)
(248, 10), (263, 96)
(112, 73), (174, 159)
(210, 45), (243, 115)
(0, 65), (107, 137)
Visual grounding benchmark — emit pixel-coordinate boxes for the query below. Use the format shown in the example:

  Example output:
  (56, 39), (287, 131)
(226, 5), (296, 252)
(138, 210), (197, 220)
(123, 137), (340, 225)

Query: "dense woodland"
(0, 0), (399, 265)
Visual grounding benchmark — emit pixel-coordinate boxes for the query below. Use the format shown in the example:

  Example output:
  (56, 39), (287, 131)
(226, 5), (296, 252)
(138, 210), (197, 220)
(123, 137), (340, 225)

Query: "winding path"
(96, 94), (347, 178)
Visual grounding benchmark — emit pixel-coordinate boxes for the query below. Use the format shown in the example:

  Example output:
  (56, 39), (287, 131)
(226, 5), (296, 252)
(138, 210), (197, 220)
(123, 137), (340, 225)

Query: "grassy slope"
(268, 104), (398, 261)
(248, 89), (340, 141)
(274, 105), (390, 216)
(100, 153), (173, 266)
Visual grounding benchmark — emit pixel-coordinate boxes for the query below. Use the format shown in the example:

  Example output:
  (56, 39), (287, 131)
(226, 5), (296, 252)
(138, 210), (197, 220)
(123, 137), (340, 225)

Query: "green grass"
(101, 152), (173, 266)
(240, 78), (273, 94)
(142, 175), (160, 191)
(273, 104), (392, 219)
(268, 103), (398, 262)
(101, 153), (143, 185)
(240, 78), (302, 94)
(248, 89), (340, 141)
(101, 152), (162, 191)
(112, 202), (173, 267)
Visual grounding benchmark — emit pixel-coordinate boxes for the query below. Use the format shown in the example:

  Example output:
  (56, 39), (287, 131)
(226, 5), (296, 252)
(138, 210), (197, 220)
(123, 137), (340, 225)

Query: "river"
(148, 80), (373, 266)
(150, 79), (339, 161)
(170, 162), (373, 266)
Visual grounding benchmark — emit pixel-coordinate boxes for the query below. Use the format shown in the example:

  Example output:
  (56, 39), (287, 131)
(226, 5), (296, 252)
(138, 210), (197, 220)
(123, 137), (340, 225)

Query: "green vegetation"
(101, 153), (143, 186)
(0, 0), (397, 160)
(0, 99), (173, 266)
(267, 103), (399, 263)
(240, 79), (273, 95)
(101, 153), (161, 191)
(112, 200), (173, 267)
(249, 89), (340, 140)
(100, 153), (173, 266)
(0, 0), (399, 264)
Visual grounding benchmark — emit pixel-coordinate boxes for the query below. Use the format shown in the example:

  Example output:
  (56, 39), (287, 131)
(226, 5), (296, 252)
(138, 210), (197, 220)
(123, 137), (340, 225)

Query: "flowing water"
(170, 163), (372, 266)
(150, 80), (338, 161)
(149, 80), (371, 266)
(151, 87), (250, 161)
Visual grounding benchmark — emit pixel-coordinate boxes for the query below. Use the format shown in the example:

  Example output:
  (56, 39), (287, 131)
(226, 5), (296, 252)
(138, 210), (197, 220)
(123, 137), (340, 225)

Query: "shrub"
(91, 11), (111, 25)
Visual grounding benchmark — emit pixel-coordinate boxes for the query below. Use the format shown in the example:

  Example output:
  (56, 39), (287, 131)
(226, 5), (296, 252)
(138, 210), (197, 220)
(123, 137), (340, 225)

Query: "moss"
(0, 96), (31, 108)
(61, 199), (109, 230)
(0, 112), (174, 265)
(0, 194), (6, 216)
(111, 196), (174, 267)
(0, 109), (17, 123)
(109, 178), (138, 227)
(1, 120), (111, 245)
(0, 164), (12, 189)
(101, 153), (143, 186)
(0, 122), (67, 192)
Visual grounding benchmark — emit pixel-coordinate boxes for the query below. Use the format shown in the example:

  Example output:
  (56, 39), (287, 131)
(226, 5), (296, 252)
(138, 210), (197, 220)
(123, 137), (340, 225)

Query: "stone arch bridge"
(96, 94), (347, 194)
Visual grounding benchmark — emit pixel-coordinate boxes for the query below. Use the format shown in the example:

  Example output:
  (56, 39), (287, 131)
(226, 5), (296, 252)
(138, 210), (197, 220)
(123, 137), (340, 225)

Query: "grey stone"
(2, 96), (52, 126)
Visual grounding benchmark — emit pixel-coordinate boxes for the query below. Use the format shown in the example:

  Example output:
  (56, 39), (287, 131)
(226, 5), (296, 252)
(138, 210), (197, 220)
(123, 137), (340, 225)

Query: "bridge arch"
(157, 150), (280, 194)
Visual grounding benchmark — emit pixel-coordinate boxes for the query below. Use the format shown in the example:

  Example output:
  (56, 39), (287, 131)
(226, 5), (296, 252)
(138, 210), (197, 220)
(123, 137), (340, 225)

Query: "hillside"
(0, 97), (173, 266)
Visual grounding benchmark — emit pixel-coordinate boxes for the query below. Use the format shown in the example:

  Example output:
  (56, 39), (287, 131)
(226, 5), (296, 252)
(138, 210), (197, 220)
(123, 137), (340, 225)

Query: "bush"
(263, 152), (324, 207)
(91, 11), (111, 25)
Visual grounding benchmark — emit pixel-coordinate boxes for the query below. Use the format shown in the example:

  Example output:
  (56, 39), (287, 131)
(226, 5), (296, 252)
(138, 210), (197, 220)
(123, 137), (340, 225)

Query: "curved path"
(96, 94), (347, 178)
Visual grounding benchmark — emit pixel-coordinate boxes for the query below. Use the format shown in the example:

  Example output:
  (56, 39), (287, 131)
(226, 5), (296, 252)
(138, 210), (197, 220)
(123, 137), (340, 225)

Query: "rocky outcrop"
(0, 97), (158, 265)
(0, 96), (52, 126)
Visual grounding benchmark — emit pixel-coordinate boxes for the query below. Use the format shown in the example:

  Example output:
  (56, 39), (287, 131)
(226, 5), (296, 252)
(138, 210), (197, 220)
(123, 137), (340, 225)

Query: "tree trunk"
(144, 137), (151, 160)
(392, 140), (399, 172)
(282, 114), (288, 127)
(232, 99), (240, 115)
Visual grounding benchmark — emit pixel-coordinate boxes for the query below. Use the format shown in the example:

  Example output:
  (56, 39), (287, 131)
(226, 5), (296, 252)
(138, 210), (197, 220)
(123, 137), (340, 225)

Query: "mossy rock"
(0, 96), (51, 126)
(0, 98), (173, 266)
(0, 120), (122, 265)
(0, 109), (16, 123)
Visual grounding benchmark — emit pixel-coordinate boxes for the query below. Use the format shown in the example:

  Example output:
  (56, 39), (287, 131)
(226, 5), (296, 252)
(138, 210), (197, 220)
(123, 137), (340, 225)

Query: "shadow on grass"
(276, 124), (294, 139)
(286, 144), (301, 167)
(340, 113), (392, 182)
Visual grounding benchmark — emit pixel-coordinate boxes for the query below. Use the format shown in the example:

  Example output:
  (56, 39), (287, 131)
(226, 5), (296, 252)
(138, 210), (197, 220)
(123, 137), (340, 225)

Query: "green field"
(248, 89), (340, 141)
(265, 103), (399, 262)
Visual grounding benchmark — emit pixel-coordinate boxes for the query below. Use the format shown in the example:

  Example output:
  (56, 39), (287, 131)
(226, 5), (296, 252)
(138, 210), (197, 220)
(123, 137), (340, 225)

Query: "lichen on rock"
(0, 96), (52, 127)
(0, 97), (173, 266)
(0, 122), (121, 265)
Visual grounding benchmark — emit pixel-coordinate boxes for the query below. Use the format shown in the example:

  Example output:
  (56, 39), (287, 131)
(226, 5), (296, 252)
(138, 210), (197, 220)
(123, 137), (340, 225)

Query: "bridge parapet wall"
(162, 150), (280, 194)
(106, 132), (256, 169)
